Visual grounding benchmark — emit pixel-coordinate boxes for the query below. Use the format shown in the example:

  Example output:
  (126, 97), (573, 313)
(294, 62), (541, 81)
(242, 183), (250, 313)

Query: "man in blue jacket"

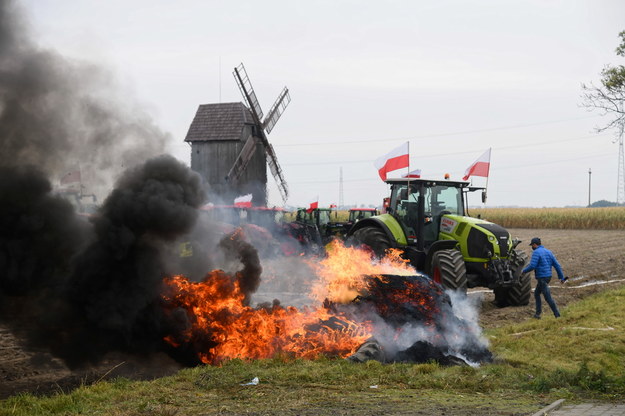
(522, 237), (566, 319)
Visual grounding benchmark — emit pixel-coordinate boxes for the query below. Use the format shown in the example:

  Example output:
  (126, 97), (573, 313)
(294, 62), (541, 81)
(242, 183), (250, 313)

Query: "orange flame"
(161, 241), (422, 365)
(309, 240), (416, 303)
(162, 274), (369, 364)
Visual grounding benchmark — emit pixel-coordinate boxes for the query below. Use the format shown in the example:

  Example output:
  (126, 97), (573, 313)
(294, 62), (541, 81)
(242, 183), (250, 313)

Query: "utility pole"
(588, 168), (592, 208)
(617, 121), (624, 205)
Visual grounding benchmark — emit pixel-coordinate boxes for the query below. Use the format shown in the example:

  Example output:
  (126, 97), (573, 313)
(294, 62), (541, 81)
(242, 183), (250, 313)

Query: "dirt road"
(2, 229), (624, 399)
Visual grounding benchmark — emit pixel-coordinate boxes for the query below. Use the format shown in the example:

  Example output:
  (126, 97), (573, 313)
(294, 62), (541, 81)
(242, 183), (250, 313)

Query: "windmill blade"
(226, 134), (258, 182)
(233, 63), (263, 123)
(263, 87), (291, 134)
(264, 143), (289, 202)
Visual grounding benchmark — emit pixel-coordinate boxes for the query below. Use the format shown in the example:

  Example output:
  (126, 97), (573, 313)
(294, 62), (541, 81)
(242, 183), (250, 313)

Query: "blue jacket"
(522, 245), (564, 280)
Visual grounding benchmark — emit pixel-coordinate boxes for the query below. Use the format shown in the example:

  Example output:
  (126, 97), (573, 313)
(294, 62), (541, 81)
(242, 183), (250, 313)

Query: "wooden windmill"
(226, 63), (291, 203)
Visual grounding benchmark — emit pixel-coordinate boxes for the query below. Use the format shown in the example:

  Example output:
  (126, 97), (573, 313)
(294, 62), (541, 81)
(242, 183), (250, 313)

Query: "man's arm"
(550, 252), (565, 280)
(522, 251), (538, 274)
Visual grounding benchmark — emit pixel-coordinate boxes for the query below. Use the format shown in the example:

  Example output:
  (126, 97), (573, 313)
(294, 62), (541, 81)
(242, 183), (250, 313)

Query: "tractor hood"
(439, 214), (512, 262)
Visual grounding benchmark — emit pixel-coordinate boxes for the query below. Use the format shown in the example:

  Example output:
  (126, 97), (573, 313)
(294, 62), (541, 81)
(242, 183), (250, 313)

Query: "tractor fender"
(424, 240), (459, 277)
(347, 215), (407, 246)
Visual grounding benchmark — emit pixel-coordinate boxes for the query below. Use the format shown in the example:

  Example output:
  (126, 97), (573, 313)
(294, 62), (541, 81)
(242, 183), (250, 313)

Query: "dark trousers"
(534, 277), (560, 317)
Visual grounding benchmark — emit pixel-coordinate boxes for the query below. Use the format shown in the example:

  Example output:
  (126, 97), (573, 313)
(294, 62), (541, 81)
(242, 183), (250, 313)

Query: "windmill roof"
(185, 102), (255, 142)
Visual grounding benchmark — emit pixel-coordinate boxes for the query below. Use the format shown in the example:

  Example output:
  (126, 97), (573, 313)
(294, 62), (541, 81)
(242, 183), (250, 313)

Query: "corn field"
(470, 207), (625, 230)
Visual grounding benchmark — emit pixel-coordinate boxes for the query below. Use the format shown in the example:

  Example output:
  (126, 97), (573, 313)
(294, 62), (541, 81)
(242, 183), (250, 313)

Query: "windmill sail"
(263, 87), (290, 134)
(265, 143), (289, 202)
(226, 134), (258, 182)
(233, 63), (263, 122)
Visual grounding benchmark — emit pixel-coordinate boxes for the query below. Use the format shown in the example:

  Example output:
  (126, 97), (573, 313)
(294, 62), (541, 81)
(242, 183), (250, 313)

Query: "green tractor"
(287, 208), (346, 253)
(347, 178), (531, 307)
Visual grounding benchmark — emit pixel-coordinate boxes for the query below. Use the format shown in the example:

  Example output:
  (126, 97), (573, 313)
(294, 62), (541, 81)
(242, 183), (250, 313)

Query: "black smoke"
(0, 166), (89, 298)
(0, 0), (171, 194)
(0, 0), (223, 369)
(0, 155), (208, 368)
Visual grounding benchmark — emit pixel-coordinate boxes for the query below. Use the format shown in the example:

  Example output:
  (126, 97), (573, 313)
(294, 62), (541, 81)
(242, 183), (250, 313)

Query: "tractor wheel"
(351, 227), (392, 258)
(430, 249), (467, 292)
(494, 249), (531, 307)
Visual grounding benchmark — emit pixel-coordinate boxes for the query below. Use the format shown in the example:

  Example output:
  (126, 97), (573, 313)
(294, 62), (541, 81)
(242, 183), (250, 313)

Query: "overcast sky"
(20, 0), (625, 208)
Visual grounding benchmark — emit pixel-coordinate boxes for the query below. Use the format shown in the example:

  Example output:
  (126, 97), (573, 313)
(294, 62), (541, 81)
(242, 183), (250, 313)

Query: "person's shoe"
(533, 314), (541, 319)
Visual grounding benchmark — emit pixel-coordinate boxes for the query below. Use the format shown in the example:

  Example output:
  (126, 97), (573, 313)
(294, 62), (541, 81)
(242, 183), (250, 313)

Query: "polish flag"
(374, 142), (409, 181)
(234, 193), (253, 208)
(306, 198), (319, 213)
(403, 169), (421, 179)
(463, 148), (491, 181)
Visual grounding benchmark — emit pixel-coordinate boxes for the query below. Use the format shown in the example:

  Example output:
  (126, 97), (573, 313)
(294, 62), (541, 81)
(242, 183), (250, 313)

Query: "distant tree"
(590, 199), (620, 207)
(582, 30), (625, 131)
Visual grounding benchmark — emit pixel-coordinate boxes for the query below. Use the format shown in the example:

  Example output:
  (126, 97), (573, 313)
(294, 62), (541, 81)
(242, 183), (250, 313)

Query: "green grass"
(2, 287), (625, 415)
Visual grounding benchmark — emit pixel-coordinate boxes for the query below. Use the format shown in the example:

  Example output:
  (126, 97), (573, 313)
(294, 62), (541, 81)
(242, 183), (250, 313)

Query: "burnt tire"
(431, 249), (467, 293)
(350, 227), (392, 258)
(494, 249), (531, 307)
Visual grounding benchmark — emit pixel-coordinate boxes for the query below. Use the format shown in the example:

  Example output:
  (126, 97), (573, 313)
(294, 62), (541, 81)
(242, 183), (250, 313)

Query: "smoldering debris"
(345, 275), (493, 366)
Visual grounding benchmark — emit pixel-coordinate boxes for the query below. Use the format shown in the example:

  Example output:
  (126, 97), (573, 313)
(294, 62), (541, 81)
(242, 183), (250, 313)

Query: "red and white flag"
(403, 169), (421, 179)
(234, 193), (253, 208)
(463, 148), (491, 181)
(374, 142), (409, 181)
(306, 197), (319, 213)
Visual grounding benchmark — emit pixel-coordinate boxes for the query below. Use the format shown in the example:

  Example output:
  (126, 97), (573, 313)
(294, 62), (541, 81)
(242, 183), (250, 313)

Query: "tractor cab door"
(390, 184), (423, 245)
(423, 185), (464, 243)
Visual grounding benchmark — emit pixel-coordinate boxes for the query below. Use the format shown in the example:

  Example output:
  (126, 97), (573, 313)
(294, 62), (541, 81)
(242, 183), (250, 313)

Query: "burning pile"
(159, 241), (492, 367)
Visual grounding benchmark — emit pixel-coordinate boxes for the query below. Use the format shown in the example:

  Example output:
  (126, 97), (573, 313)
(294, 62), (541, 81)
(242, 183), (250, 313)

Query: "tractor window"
(425, 186), (463, 216)
(392, 184), (421, 235)
(317, 210), (331, 226)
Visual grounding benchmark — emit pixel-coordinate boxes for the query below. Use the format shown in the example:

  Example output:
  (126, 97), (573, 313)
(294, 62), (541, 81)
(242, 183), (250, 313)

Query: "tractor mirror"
(481, 190), (487, 204)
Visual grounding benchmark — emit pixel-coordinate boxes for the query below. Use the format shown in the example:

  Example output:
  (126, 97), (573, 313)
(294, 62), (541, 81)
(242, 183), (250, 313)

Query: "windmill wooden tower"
(185, 63), (290, 206)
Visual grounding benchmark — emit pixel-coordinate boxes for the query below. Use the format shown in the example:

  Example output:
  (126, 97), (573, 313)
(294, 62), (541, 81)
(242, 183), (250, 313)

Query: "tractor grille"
(475, 223), (510, 257)
(467, 228), (490, 258)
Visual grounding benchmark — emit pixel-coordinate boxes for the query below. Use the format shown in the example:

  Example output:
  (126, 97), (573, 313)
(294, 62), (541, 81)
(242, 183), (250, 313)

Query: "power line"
(287, 151), (614, 185)
(281, 132), (611, 167)
(275, 115), (601, 147)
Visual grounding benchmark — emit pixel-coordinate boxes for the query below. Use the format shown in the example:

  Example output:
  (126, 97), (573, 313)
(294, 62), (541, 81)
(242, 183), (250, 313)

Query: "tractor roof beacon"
(347, 178), (531, 307)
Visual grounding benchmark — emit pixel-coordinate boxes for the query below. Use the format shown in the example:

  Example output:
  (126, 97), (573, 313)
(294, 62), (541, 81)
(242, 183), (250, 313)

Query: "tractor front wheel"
(430, 249), (467, 292)
(494, 249), (531, 307)
(350, 227), (392, 258)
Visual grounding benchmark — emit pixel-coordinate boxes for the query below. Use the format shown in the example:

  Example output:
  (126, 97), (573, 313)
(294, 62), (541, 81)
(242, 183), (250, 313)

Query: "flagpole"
(406, 141), (412, 193)
(407, 141), (410, 177)
(484, 148), (491, 206)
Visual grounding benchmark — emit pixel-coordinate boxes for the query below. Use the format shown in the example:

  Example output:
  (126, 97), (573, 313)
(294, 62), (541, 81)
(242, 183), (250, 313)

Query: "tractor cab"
(348, 208), (380, 223)
(342, 208), (380, 234)
(288, 208), (345, 250)
(387, 178), (473, 249)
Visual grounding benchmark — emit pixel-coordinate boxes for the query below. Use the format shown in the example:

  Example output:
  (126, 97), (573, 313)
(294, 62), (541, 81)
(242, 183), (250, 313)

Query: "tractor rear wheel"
(494, 249), (531, 307)
(351, 227), (392, 257)
(430, 249), (467, 292)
